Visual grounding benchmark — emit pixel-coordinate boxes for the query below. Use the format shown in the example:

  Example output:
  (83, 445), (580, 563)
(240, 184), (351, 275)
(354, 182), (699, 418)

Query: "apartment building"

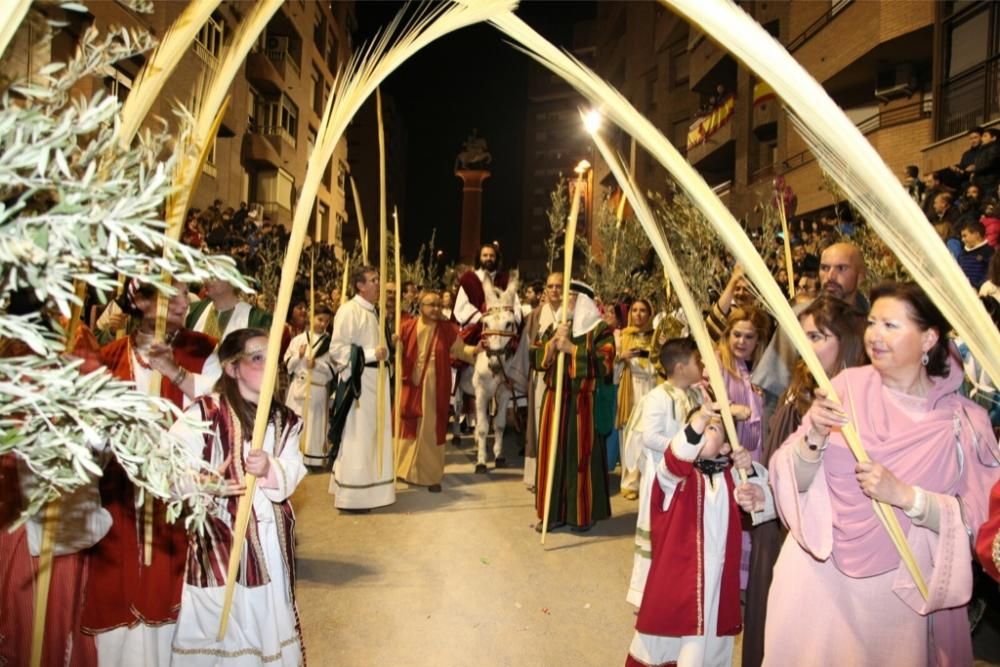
(592, 0), (990, 226)
(5, 1), (355, 252)
(519, 20), (597, 277)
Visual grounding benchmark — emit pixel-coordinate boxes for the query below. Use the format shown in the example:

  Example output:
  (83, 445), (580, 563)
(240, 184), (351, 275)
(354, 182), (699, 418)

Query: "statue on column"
(455, 129), (493, 171)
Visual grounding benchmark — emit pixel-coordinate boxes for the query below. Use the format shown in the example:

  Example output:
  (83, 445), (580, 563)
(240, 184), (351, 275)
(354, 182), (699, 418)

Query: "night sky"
(354, 1), (595, 264)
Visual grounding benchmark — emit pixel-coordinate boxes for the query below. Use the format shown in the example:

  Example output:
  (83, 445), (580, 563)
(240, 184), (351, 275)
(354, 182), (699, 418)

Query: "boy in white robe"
(284, 305), (335, 468)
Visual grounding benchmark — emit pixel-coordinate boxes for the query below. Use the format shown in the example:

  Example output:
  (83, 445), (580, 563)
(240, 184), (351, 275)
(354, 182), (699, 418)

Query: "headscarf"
(555, 280), (602, 337)
(616, 298), (655, 427)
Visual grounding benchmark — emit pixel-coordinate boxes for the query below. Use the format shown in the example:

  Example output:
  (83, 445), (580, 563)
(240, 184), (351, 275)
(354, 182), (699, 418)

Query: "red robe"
(82, 330), (215, 634)
(977, 479), (1000, 582)
(0, 322), (104, 666)
(399, 318), (461, 445)
(634, 446), (743, 639)
(454, 269), (510, 344)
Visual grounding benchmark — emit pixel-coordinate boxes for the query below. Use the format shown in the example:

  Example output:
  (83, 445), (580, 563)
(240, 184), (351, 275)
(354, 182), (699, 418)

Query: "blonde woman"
(615, 299), (657, 500)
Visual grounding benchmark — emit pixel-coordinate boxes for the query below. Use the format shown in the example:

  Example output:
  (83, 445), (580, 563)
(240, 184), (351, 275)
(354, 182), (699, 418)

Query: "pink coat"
(766, 355), (999, 666)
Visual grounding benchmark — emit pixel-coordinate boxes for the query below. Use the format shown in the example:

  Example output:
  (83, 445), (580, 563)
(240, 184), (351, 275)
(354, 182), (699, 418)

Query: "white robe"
(168, 401), (306, 666)
(284, 331), (335, 467)
(326, 295), (396, 509)
(189, 301), (256, 396)
(623, 382), (696, 607)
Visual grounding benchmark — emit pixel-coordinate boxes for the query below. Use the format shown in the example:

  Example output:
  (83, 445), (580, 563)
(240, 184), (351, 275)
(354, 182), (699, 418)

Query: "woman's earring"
(921, 352), (929, 366)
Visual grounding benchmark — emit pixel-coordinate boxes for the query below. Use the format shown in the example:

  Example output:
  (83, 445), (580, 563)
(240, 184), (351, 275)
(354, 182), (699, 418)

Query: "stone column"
(455, 168), (490, 262)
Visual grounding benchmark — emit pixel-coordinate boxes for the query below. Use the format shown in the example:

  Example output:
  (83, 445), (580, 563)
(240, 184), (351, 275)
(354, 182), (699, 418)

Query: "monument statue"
(455, 128), (492, 171)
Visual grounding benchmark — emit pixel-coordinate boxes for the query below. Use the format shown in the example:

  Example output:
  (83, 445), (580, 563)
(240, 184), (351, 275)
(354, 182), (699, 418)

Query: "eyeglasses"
(421, 302), (442, 308)
(230, 346), (267, 368)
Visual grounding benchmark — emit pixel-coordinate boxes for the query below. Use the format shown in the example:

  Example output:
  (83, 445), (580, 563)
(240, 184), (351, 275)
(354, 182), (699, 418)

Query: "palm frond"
(0, 0), (31, 60)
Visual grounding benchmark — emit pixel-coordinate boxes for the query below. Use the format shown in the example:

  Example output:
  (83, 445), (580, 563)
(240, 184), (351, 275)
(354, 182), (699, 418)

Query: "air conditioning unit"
(266, 36), (289, 52)
(875, 63), (917, 102)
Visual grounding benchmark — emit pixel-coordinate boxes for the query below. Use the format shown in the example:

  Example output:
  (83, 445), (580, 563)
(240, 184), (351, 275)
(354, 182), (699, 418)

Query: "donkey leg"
(493, 387), (510, 467)
(474, 385), (491, 473)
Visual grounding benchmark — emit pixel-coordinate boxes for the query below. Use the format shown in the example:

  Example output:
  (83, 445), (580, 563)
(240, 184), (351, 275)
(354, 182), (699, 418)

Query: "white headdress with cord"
(554, 280), (602, 338)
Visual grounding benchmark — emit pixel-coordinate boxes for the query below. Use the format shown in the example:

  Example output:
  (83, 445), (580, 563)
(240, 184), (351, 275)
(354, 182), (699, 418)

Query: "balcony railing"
(253, 123), (297, 149)
(774, 100), (930, 176)
(265, 48), (300, 79)
(938, 57), (1000, 139)
(786, 0), (854, 52)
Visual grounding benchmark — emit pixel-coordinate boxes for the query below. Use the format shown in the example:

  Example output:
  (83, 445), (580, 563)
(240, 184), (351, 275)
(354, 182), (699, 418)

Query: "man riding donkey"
(452, 243), (523, 472)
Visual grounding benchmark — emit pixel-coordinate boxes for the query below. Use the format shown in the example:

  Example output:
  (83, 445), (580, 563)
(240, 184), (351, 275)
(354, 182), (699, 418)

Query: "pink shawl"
(772, 350), (999, 589)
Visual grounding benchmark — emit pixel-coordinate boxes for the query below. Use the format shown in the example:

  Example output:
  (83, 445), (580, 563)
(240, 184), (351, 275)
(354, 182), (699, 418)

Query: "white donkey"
(460, 276), (525, 473)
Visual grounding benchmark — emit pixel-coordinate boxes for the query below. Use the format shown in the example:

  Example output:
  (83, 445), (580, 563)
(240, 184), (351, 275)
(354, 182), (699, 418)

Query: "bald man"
(752, 241), (868, 414)
(818, 242), (867, 312)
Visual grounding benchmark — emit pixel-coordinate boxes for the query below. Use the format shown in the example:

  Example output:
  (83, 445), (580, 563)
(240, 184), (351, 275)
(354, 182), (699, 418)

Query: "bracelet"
(793, 438), (823, 464)
(805, 430), (829, 452)
(904, 486), (927, 519)
(171, 366), (188, 387)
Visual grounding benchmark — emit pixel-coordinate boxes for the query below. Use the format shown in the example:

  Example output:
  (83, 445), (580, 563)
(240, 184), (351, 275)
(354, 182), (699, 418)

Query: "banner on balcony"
(753, 82), (776, 106)
(687, 94), (736, 151)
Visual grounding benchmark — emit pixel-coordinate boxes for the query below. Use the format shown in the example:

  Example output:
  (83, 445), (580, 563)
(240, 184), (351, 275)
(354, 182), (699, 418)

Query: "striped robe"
(170, 395), (306, 665)
(532, 320), (615, 528)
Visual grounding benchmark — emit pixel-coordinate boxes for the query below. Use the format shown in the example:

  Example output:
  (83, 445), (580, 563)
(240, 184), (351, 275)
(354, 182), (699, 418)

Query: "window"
(317, 202), (330, 242)
(327, 33), (339, 74)
(313, 14), (327, 54)
(335, 211), (346, 244)
(195, 14), (224, 64)
(937, 2), (1000, 138)
(337, 160), (347, 193)
(102, 64), (132, 103)
(311, 67), (323, 115)
(307, 126), (317, 154)
(252, 93), (298, 147)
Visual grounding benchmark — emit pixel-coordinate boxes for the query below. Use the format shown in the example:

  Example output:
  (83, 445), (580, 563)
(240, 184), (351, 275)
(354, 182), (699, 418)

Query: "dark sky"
(354, 1), (595, 263)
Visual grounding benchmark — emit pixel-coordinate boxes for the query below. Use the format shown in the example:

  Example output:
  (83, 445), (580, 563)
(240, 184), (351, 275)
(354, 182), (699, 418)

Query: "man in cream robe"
(327, 267), (395, 510)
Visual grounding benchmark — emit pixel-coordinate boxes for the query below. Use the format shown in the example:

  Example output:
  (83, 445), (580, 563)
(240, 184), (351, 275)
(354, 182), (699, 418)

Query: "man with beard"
(751, 241), (868, 418)
(817, 242), (868, 312)
(451, 244), (521, 440)
(453, 243), (521, 340)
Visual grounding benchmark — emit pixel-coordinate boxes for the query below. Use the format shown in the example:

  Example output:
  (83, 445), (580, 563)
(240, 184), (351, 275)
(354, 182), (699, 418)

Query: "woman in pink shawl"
(765, 282), (1000, 666)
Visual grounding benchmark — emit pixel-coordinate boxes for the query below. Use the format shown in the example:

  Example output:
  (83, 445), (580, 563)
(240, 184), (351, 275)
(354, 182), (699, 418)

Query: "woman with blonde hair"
(615, 298), (657, 500)
(716, 306), (770, 589)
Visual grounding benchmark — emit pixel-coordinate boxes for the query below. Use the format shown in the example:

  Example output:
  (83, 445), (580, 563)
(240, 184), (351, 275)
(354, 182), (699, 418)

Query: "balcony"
(242, 124), (297, 169)
(752, 82), (778, 143)
(768, 101), (932, 214)
(688, 30), (736, 94)
(686, 94), (736, 167)
(246, 50), (282, 94)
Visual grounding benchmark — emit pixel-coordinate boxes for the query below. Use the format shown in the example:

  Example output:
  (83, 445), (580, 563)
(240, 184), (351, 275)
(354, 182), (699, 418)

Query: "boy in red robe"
(626, 401), (773, 667)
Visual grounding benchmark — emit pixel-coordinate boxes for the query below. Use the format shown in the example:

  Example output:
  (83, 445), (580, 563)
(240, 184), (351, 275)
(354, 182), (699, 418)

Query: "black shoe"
(428, 484), (442, 493)
(494, 457), (507, 469)
(461, 423), (474, 435)
(570, 522), (596, 533)
(338, 507), (371, 514)
(474, 463), (489, 474)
